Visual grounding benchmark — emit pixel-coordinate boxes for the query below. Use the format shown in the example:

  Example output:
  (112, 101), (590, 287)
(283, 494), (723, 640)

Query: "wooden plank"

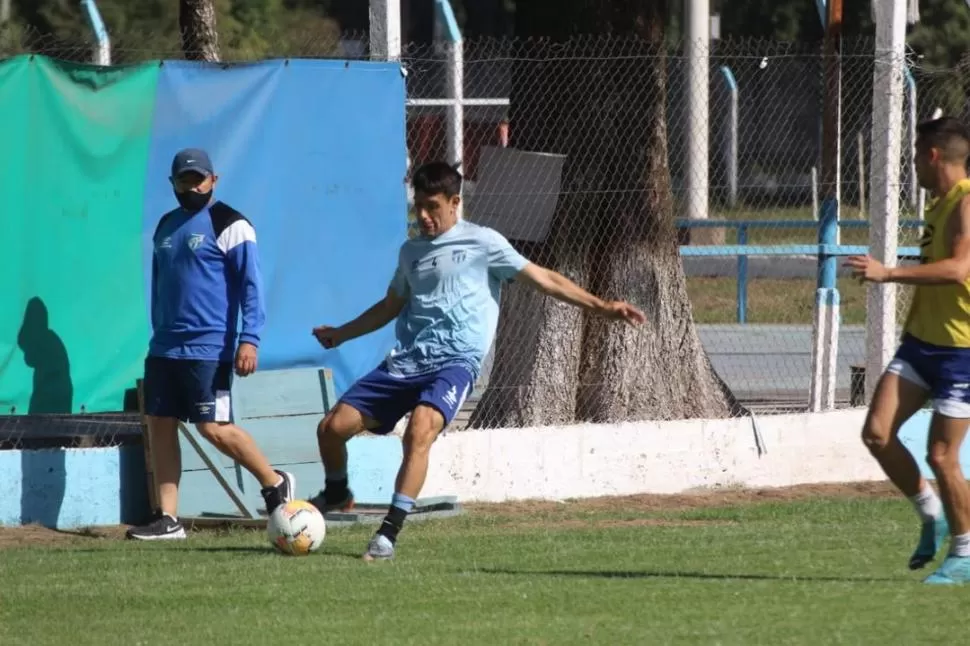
(318, 368), (338, 413)
(178, 422), (259, 519)
(233, 367), (333, 420)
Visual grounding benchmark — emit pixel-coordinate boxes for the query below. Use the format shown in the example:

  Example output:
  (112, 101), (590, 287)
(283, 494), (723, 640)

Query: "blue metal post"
(815, 0), (827, 27)
(818, 199), (839, 289)
(80, 0), (111, 66)
(719, 66), (739, 209)
(737, 224), (748, 324)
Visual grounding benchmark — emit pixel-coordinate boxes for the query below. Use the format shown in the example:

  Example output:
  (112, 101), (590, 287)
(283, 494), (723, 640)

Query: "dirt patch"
(0, 523), (127, 549)
(0, 481), (899, 548)
(466, 480), (899, 518)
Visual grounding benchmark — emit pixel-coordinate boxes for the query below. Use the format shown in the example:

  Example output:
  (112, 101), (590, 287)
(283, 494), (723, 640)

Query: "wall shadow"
(17, 297), (72, 528)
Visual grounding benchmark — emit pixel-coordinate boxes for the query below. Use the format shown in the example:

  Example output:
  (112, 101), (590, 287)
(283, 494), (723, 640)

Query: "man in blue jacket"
(126, 148), (294, 540)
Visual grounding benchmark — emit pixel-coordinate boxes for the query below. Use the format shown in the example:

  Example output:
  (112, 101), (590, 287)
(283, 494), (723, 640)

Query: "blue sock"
(391, 492), (416, 513)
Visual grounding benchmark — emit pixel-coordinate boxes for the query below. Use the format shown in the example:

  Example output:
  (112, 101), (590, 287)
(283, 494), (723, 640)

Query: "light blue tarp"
(144, 60), (407, 395)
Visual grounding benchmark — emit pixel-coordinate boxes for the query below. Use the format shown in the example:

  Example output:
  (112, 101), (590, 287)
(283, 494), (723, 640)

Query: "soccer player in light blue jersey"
(309, 161), (646, 561)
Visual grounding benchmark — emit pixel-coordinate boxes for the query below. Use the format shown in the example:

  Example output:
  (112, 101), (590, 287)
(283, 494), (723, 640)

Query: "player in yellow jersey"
(846, 117), (970, 585)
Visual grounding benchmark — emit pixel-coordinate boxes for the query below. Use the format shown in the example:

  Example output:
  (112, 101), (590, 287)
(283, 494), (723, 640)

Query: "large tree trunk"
(179, 0), (220, 62)
(471, 0), (743, 428)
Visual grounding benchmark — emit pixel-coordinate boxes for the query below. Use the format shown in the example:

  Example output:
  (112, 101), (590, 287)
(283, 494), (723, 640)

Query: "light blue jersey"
(385, 219), (529, 379)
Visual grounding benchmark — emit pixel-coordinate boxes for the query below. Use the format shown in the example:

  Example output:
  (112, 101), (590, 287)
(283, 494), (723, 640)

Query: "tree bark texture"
(179, 0), (220, 62)
(470, 0), (743, 428)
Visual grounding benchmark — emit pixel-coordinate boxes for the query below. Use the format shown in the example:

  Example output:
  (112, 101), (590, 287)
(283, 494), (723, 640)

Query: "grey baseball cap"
(171, 148), (214, 178)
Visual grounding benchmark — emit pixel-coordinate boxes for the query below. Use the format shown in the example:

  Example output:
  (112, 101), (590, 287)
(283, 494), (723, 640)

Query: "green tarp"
(0, 56), (158, 414)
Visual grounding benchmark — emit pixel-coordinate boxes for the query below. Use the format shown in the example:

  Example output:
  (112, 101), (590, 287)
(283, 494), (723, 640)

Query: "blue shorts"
(888, 334), (970, 418)
(143, 357), (234, 423)
(339, 363), (475, 435)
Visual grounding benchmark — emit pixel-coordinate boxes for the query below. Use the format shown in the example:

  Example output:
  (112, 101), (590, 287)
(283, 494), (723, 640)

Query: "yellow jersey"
(904, 178), (970, 347)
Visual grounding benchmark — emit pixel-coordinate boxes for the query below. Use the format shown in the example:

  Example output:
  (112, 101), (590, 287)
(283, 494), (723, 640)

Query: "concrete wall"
(420, 409), (878, 501)
(0, 446), (149, 529)
(6, 408), (966, 528)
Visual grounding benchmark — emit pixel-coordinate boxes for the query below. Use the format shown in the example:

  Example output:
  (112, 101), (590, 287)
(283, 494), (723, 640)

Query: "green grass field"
(2, 483), (968, 646)
(686, 277), (874, 325)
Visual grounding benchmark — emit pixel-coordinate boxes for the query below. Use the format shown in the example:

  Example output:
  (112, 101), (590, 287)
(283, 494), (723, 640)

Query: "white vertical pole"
(811, 289), (841, 411)
(436, 0), (464, 217)
(812, 167), (820, 221)
(447, 42), (464, 176)
(685, 0), (710, 224)
(917, 106), (944, 222)
(369, 0), (402, 60)
(904, 68), (917, 210)
(866, 0), (907, 403)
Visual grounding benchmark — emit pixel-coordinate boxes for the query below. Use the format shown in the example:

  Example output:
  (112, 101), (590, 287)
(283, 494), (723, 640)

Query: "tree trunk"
(179, 0), (220, 62)
(470, 0), (743, 428)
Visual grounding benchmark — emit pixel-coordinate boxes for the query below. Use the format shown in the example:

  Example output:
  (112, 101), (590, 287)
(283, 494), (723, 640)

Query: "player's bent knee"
(927, 445), (959, 473)
(402, 428), (436, 455)
(318, 405), (362, 441)
(861, 419), (892, 453)
(403, 410), (443, 455)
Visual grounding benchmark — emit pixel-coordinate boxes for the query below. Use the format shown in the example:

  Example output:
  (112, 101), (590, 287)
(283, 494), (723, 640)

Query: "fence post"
(810, 0), (842, 412)
(865, 0), (906, 404)
(368, 0), (402, 60)
(917, 106), (944, 223)
(904, 66), (917, 210)
(685, 0), (711, 226)
(81, 0), (111, 66)
(719, 66), (739, 209)
(736, 223), (748, 324)
(435, 0), (464, 216)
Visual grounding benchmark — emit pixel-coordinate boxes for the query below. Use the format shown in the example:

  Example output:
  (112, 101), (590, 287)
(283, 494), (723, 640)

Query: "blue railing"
(677, 219), (924, 324)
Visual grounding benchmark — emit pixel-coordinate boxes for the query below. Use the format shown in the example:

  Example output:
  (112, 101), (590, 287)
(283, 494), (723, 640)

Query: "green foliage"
(4, 0), (341, 62)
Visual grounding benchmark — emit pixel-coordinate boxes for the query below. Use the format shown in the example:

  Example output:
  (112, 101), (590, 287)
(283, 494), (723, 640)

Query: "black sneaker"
(261, 469), (296, 515)
(125, 511), (186, 541)
(308, 486), (356, 514)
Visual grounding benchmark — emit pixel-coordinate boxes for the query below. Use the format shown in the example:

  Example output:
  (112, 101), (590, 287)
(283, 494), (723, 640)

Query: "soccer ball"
(267, 500), (327, 556)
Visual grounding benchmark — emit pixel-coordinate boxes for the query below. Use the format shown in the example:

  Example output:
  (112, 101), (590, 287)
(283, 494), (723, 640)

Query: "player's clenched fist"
(312, 325), (342, 349)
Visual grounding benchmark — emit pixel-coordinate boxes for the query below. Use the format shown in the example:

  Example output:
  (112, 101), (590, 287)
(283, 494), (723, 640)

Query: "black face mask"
(175, 189), (212, 212)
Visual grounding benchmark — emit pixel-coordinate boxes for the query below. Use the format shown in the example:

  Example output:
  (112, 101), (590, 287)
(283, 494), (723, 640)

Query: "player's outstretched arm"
(515, 263), (646, 325)
(845, 195), (970, 285)
(312, 287), (407, 349)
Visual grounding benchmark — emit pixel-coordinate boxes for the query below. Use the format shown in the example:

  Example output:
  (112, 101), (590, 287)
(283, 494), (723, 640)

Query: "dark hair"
(916, 117), (970, 163)
(411, 161), (462, 198)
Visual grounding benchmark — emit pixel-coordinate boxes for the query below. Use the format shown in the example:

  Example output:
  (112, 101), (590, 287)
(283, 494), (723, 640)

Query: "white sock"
(909, 484), (943, 523)
(950, 533), (970, 558)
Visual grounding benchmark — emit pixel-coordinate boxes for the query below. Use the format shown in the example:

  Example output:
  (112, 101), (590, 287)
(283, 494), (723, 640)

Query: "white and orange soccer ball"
(267, 500), (327, 556)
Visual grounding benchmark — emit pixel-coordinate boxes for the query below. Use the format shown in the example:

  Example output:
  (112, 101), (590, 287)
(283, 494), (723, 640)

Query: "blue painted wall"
(0, 446), (149, 529)
(176, 434), (403, 517)
(898, 410), (970, 478)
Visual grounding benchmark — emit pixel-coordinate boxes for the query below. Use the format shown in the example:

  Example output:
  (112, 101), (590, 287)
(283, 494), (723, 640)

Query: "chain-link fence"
(0, 414), (145, 451)
(0, 27), (959, 433)
(398, 35), (927, 427)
